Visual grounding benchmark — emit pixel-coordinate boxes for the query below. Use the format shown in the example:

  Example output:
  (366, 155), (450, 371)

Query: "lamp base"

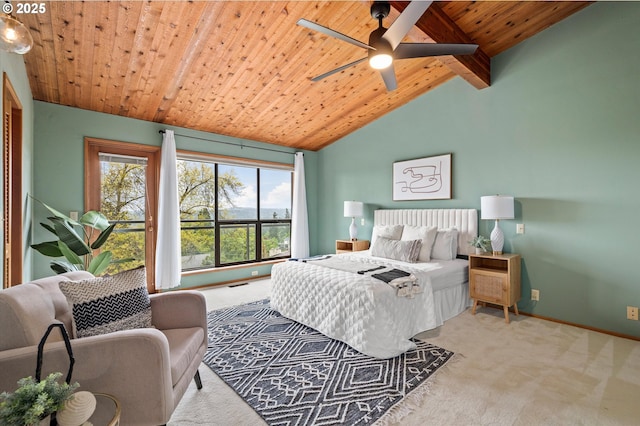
(490, 219), (505, 255)
(349, 218), (358, 240)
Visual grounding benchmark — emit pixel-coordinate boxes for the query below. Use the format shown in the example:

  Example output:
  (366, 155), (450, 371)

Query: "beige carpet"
(169, 280), (640, 425)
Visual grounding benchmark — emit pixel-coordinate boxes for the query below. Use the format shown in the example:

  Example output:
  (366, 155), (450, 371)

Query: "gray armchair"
(0, 271), (207, 425)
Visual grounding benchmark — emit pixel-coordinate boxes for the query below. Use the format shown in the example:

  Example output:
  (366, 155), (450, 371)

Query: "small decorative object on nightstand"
(336, 239), (370, 254)
(469, 253), (521, 323)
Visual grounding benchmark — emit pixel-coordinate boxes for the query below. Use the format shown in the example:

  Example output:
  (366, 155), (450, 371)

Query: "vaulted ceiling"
(20, 1), (590, 151)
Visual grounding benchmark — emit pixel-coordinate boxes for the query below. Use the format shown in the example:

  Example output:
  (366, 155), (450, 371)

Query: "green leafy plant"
(0, 373), (79, 426)
(30, 198), (132, 275)
(469, 235), (491, 252)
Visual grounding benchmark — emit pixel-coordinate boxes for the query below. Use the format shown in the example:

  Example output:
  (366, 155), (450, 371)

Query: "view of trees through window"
(99, 154), (292, 273)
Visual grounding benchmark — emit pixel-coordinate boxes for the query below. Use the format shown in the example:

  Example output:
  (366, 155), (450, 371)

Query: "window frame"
(177, 150), (293, 270)
(85, 137), (160, 293)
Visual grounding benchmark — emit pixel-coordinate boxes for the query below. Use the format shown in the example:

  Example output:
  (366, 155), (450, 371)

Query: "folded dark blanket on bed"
(357, 265), (386, 275)
(371, 268), (411, 283)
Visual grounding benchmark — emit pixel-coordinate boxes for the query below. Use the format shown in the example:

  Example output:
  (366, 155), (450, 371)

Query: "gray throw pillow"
(371, 237), (422, 263)
(59, 266), (151, 338)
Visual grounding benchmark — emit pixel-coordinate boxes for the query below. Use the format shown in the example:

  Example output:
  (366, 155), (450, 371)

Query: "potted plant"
(469, 235), (491, 254)
(0, 373), (79, 426)
(30, 198), (132, 275)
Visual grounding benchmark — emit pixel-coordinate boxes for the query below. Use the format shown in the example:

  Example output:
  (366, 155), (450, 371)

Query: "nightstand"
(469, 253), (521, 324)
(336, 239), (370, 254)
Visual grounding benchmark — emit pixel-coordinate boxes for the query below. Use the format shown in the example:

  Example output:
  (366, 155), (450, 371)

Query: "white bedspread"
(271, 253), (448, 359)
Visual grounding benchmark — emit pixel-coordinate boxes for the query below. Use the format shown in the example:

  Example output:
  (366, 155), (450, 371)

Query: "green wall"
(32, 102), (319, 287)
(317, 2), (640, 338)
(0, 50), (34, 283)
(29, 2), (639, 337)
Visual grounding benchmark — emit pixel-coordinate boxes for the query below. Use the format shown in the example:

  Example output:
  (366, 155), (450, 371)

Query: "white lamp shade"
(480, 196), (514, 220)
(344, 201), (363, 218)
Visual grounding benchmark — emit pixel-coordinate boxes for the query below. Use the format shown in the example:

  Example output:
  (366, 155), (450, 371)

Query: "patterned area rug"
(203, 299), (455, 426)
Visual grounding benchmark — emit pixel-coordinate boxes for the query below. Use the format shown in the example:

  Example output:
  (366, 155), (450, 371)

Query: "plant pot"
(475, 247), (484, 254)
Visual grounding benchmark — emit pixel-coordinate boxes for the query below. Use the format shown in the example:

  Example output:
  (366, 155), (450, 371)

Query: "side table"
(469, 253), (521, 324)
(89, 393), (121, 426)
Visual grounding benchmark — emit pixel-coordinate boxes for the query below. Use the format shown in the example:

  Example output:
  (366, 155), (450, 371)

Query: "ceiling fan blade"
(382, 1), (433, 50)
(297, 19), (373, 51)
(379, 65), (398, 91)
(311, 57), (368, 82)
(394, 43), (479, 59)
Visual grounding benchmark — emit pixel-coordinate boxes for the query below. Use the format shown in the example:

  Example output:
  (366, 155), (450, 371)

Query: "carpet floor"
(169, 279), (640, 425)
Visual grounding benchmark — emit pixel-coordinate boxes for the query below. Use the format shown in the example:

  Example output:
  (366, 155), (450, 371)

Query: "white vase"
(475, 247), (483, 254)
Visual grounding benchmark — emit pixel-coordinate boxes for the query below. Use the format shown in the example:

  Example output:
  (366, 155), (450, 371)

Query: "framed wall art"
(392, 153), (452, 201)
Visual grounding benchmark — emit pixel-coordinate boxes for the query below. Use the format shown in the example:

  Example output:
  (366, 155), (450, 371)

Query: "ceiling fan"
(297, 1), (478, 91)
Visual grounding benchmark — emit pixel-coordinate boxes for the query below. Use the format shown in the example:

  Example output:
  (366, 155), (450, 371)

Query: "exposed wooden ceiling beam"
(390, 1), (491, 89)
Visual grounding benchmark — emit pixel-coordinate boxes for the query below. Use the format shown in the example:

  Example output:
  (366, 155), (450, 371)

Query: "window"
(86, 139), (291, 281)
(98, 153), (148, 273)
(85, 138), (159, 292)
(178, 156), (292, 270)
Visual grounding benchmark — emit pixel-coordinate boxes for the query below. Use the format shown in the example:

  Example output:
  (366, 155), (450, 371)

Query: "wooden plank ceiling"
(21, 1), (590, 151)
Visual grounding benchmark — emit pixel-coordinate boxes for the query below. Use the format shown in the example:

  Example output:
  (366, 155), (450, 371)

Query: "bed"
(271, 208), (477, 358)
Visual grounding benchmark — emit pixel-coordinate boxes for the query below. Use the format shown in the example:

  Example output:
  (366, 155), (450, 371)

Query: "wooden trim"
(3, 73), (23, 288)
(518, 310), (640, 342)
(85, 137), (160, 293)
(159, 273), (272, 293)
(177, 148), (294, 170)
(484, 304), (640, 342)
(181, 258), (286, 277)
(390, 1), (491, 89)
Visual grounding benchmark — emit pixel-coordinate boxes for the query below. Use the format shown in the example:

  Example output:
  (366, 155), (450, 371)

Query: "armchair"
(0, 271), (207, 425)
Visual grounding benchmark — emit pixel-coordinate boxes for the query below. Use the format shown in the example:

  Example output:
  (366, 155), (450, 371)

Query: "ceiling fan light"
(369, 53), (392, 70)
(0, 14), (33, 54)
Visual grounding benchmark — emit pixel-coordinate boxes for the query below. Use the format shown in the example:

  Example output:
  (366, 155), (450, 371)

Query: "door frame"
(85, 137), (160, 293)
(3, 73), (23, 288)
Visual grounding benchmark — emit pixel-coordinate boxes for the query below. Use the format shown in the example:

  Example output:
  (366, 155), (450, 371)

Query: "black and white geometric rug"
(203, 299), (455, 426)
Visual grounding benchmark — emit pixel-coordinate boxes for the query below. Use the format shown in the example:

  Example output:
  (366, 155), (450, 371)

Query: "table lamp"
(344, 201), (363, 240)
(480, 195), (514, 255)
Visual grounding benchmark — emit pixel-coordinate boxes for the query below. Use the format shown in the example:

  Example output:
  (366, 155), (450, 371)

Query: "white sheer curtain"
(291, 152), (309, 258)
(155, 130), (181, 289)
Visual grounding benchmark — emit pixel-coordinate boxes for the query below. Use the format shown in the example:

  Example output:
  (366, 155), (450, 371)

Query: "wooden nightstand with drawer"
(469, 253), (521, 324)
(336, 239), (370, 254)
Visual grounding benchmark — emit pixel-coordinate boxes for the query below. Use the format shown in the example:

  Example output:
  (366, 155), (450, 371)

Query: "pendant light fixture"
(0, 7), (33, 54)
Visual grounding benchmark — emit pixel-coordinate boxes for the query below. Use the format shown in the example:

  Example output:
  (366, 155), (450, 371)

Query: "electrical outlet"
(516, 223), (525, 234)
(531, 289), (540, 301)
(627, 306), (639, 321)
(361, 218), (365, 226)
(251, 270), (259, 276)
(69, 211), (79, 221)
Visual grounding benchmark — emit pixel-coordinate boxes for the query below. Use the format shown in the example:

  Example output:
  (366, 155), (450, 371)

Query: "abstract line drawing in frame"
(393, 153), (452, 201)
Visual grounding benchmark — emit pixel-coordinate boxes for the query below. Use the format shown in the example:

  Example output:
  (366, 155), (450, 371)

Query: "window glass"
(177, 160), (216, 270)
(176, 158), (292, 270)
(99, 154), (147, 273)
(259, 169), (292, 220)
(261, 223), (291, 259)
(218, 164), (257, 220)
(220, 223), (256, 264)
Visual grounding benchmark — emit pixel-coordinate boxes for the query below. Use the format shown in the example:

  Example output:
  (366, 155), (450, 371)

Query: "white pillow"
(431, 228), (459, 261)
(401, 225), (438, 262)
(371, 237), (422, 263)
(370, 225), (403, 247)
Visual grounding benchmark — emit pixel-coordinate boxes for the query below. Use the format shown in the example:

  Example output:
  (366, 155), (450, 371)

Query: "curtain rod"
(159, 130), (299, 156)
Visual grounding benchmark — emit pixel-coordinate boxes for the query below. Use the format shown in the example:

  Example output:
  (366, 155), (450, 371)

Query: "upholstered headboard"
(373, 209), (478, 256)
